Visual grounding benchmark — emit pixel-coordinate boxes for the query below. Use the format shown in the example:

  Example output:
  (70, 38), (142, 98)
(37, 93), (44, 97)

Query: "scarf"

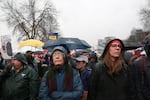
(46, 65), (73, 94)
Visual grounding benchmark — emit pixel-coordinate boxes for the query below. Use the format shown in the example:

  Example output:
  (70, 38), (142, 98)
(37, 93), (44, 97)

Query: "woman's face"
(109, 43), (122, 58)
(52, 51), (65, 66)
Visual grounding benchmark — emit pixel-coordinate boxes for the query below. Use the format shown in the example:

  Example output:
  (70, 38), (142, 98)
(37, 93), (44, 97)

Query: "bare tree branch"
(1, 0), (59, 42)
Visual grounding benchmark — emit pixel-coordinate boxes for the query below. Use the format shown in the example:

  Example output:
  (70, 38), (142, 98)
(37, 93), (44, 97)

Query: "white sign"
(1, 35), (12, 59)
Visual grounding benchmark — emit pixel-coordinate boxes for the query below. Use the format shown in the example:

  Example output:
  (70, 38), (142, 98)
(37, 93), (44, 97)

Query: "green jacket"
(2, 65), (39, 100)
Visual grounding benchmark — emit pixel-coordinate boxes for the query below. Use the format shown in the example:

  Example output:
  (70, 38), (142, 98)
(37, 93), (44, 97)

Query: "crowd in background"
(0, 35), (150, 100)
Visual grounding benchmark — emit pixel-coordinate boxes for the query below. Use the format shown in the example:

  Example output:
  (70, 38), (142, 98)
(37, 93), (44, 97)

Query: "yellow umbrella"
(18, 39), (44, 49)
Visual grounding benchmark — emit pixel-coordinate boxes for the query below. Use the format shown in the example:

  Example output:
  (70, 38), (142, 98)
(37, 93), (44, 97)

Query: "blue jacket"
(80, 68), (91, 91)
(39, 68), (83, 100)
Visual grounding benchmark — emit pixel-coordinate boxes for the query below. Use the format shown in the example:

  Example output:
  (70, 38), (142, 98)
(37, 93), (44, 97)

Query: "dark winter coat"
(131, 56), (150, 100)
(88, 61), (134, 100)
(88, 38), (134, 100)
(2, 65), (38, 100)
(130, 34), (150, 100)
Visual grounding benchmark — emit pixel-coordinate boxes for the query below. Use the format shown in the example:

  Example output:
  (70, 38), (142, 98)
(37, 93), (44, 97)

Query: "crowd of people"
(0, 35), (150, 100)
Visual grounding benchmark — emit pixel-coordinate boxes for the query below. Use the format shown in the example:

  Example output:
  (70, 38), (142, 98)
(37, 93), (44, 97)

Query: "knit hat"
(13, 52), (28, 65)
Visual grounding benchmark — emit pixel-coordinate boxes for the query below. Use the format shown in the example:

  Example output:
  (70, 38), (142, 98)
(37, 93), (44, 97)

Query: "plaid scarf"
(46, 65), (73, 94)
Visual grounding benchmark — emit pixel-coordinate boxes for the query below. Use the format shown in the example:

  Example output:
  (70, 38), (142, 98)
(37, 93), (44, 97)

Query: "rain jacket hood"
(50, 46), (68, 66)
(101, 38), (125, 58)
(13, 52), (28, 65)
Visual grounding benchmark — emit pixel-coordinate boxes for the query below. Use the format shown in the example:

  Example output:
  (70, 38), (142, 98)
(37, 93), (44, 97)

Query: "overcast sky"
(51, 0), (147, 47)
(0, 0), (148, 49)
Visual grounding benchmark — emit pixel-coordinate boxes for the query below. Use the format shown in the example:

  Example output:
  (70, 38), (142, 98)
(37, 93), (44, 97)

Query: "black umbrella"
(43, 39), (56, 49)
(33, 51), (43, 54)
(43, 37), (91, 50)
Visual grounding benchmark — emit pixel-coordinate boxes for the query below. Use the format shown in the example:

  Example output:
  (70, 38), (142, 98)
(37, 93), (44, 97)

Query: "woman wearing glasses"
(88, 38), (134, 100)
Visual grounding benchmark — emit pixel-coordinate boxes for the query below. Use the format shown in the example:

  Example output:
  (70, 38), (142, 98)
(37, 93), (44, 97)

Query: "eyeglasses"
(110, 44), (122, 48)
(52, 53), (64, 58)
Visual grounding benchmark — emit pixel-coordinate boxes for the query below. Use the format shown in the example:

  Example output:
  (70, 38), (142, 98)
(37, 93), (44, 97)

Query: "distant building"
(97, 36), (116, 54)
(97, 30), (150, 51)
(97, 39), (105, 54)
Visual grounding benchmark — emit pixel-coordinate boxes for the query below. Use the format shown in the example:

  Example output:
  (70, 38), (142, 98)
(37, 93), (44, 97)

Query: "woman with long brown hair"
(88, 38), (134, 100)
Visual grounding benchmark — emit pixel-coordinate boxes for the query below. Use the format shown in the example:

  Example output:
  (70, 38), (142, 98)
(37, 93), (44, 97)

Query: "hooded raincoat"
(2, 53), (39, 100)
(39, 46), (83, 100)
(88, 38), (134, 100)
